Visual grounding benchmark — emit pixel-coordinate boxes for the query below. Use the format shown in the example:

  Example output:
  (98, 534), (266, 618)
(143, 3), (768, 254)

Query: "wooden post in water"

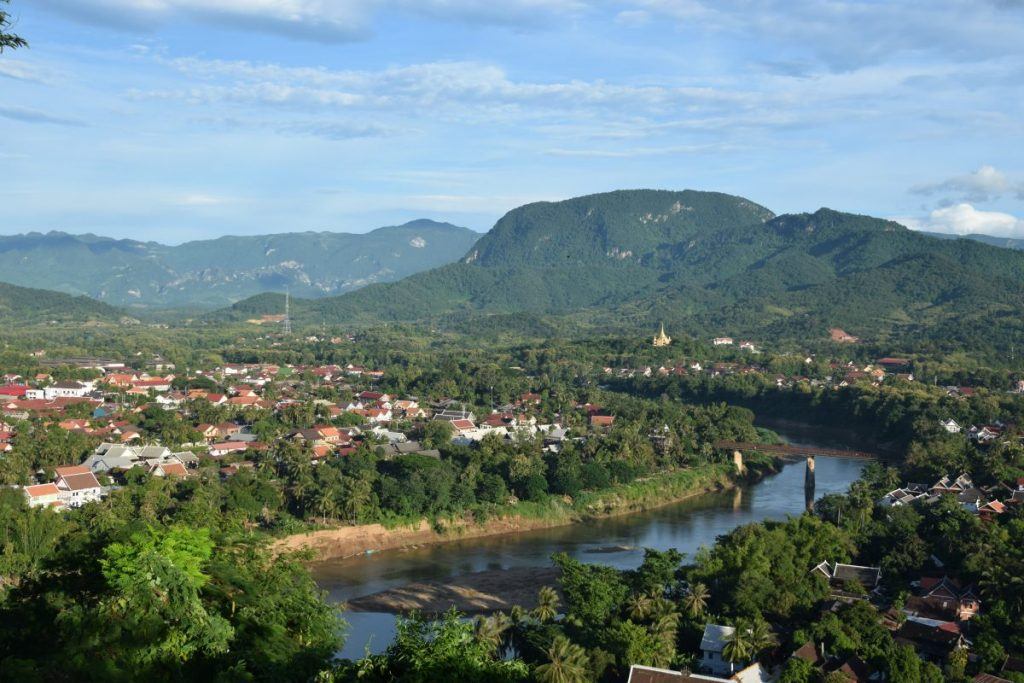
(732, 450), (745, 475)
(805, 455), (816, 511)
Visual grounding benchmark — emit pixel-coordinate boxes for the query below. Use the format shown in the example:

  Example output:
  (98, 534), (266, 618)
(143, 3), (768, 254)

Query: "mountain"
(0, 280), (122, 323)
(239, 189), (1024, 347)
(0, 220), (479, 308)
(920, 231), (1024, 251)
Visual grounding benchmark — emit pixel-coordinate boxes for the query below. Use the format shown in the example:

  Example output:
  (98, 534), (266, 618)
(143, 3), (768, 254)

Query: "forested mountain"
(920, 230), (1024, 251)
(0, 220), (478, 308)
(240, 189), (1024, 347)
(0, 281), (122, 322)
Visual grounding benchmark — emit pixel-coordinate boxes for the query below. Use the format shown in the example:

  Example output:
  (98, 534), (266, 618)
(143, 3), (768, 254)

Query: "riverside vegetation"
(0, 328), (1022, 680)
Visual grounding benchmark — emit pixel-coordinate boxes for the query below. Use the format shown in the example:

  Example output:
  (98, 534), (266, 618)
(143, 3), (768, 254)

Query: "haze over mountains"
(0, 220), (479, 308)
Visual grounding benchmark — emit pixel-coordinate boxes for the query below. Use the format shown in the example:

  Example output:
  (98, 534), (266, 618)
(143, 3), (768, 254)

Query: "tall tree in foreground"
(1, 0), (27, 52)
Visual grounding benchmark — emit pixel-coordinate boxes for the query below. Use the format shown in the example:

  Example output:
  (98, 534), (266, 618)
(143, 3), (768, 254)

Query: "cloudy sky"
(1, 0), (1023, 242)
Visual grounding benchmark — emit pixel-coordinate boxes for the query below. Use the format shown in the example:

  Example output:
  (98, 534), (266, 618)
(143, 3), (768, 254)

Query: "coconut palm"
(626, 593), (655, 621)
(473, 613), (510, 654)
(533, 586), (560, 623)
(722, 624), (754, 667)
(747, 619), (778, 659)
(682, 582), (710, 617)
(535, 636), (589, 683)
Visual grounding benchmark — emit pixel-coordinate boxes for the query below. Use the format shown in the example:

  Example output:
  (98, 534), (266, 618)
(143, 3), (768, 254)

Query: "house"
(790, 641), (870, 683)
(148, 461), (189, 478)
(880, 485), (927, 507)
(905, 577), (981, 623)
(209, 441), (254, 457)
(894, 620), (968, 662)
(53, 465), (103, 507)
(590, 414), (616, 428)
(812, 561), (881, 593)
(23, 483), (62, 509)
(700, 624), (740, 676)
(713, 337), (734, 346)
(626, 664), (767, 683)
(44, 380), (94, 400)
(940, 419), (962, 434)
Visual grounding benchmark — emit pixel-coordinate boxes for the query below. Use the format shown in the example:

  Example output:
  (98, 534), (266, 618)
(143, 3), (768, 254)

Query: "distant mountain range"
(227, 189), (1024, 348)
(0, 220), (479, 308)
(919, 231), (1024, 251)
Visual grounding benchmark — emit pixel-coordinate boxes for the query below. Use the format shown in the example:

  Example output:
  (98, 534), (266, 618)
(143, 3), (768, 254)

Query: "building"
(53, 465), (103, 507)
(24, 483), (62, 509)
(700, 624), (739, 676)
(653, 323), (672, 347)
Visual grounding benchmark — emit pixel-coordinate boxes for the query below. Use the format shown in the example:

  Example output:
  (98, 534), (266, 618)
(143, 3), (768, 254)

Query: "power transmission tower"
(283, 288), (292, 335)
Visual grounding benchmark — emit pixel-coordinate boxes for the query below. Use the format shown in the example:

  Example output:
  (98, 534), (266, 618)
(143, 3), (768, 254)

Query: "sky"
(1, 0), (1023, 243)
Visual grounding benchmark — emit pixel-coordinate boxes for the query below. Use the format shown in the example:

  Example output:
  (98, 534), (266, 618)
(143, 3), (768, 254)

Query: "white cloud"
(911, 165), (1024, 202)
(898, 203), (1024, 237)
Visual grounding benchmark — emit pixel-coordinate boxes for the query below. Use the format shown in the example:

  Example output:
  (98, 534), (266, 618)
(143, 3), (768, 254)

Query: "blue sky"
(1, 0), (1023, 243)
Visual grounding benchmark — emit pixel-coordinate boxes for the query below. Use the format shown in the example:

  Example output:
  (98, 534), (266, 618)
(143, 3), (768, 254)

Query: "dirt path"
(346, 567), (562, 615)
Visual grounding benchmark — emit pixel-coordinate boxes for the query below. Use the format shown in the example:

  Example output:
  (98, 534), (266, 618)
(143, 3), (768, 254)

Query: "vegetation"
(0, 221), (479, 308)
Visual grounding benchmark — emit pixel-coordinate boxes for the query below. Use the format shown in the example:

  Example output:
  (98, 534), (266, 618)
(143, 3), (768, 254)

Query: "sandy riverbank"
(346, 567), (562, 615)
(277, 463), (756, 563)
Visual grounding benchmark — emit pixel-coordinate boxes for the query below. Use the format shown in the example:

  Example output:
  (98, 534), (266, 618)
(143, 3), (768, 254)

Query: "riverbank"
(280, 459), (776, 563)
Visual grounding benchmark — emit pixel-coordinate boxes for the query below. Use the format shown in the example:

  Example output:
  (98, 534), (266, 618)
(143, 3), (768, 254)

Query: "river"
(312, 432), (867, 660)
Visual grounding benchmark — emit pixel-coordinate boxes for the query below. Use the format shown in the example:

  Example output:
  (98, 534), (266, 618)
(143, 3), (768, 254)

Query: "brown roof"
(57, 471), (101, 491)
(25, 483), (60, 497)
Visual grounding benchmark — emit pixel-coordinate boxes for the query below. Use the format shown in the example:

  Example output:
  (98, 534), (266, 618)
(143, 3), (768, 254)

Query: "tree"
(534, 586), (560, 624)
(683, 582), (710, 618)
(1, 0), (27, 52)
(722, 624), (753, 667)
(96, 525), (234, 673)
(534, 636), (588, 683)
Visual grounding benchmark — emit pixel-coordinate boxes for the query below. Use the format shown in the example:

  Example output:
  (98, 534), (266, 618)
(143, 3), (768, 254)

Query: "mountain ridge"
(226, 190), (1024, 350)
(0, 220), (479, 308)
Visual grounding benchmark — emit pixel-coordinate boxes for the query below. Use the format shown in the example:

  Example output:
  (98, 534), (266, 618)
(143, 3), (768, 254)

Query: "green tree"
(534, 636), (588, 683)
(683, 582), (710, 618)
(534, 586), (560, 624)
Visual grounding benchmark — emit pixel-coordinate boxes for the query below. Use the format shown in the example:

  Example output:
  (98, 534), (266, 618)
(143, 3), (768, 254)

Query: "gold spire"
(653, 322), (672, 347)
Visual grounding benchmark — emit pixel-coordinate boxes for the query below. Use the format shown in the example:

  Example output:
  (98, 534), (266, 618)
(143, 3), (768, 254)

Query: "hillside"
(0, 220), (479, 308)
(0, 280), (123, 323)
(236, 189), (1024, 349)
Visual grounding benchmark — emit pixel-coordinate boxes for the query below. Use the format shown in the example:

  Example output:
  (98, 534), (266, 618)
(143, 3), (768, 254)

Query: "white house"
(44, 380), (95, 400)
(939, 419), (962, 434)
(713, 338), (734, 346)
(53, 465), (103, 507)
(700, 624), (739, 676)
(24, 483), (62, 509)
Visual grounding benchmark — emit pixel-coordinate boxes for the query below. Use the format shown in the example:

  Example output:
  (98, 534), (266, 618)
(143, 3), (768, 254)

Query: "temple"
(653, 323), (672, 347)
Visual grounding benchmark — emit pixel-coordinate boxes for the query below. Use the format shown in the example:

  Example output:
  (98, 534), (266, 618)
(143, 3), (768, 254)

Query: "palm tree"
(535, 636), (589, 683)
(534, 585), (560, 623)
(682, 582), (710, 617)
(722, 624), (754, 669)
(626, 593), (654, 621)
(473, 613), (510, 654)
(747, 619), (778, 660)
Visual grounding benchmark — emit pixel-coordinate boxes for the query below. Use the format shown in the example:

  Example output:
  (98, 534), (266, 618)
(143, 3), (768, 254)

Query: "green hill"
(226, 189), (1024, 348)
(0, 220), (479, 308)
(0, 280), (123, 323)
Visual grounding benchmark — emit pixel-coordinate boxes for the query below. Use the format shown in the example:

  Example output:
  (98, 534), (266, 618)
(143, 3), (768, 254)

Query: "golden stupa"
(653, 323), (672, 347)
